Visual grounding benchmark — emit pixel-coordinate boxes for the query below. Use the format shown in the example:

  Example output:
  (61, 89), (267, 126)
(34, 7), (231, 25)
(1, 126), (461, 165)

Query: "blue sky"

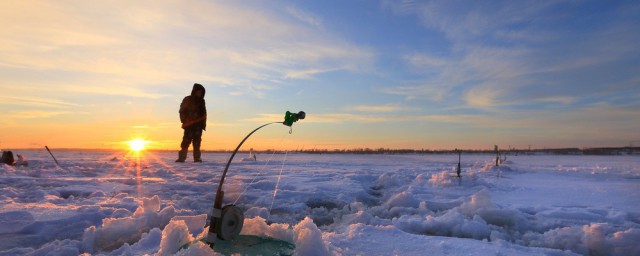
(0, 0), (639, 150)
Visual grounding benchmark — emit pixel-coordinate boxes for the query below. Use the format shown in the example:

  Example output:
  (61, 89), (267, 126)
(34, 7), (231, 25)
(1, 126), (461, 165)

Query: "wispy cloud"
(535, 96), (576, 105)
(9, 110), (73, 119)
(378, 83), (450, 101)
(464, 84), (503, 108)
(285, 6), (324, 29)
(348, 104), (406, 112)
(284, 68), (338, 80)
(62, 85), (170, 99)
(405, 54), (449, 68)
(131, 122), (176, 130)
(0, 96), (78, 108)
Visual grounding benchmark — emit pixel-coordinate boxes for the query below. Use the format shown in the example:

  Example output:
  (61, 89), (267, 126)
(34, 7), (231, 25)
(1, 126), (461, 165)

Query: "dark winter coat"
(179, 83), (207, 130)
(1, 151), (15, 166)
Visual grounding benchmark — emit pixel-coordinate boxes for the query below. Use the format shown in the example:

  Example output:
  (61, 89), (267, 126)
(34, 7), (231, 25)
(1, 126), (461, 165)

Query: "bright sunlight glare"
(128, 138), (148, 152)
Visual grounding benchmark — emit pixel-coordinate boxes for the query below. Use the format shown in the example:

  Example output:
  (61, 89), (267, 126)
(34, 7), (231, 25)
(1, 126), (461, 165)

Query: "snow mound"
(241, 216), (294, 243)
(107, 228), (162, 255)
(372, 172), (405, 189)
(423, 170), (488, 188)
(395, 211), (491, 240)
(240, 157), (257, 162)
(293, 217), (331, 256)
(385, 191), (420, 209)
(429, 171), (454, 186)
(244, 206), (270, 219)
(458, 189), (525, 229)
(82, 195), (176, 253)
(480, 163), (513, 173)
(109, 215), (212, 255)
(394, 190), (524, 240)
(0, 211), (35, 234)
(522, 223), (640, 256)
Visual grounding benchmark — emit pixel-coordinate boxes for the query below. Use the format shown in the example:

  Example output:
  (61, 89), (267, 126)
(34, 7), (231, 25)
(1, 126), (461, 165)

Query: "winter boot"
(176, 150), (187, 163)
(193, 150), (202, 162)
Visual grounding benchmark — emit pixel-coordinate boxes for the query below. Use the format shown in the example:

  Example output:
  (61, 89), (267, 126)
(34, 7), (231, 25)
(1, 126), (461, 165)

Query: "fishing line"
(268, 151), (288, 221)
(232, 133), (288, 205)
(232, 149), (278, 205)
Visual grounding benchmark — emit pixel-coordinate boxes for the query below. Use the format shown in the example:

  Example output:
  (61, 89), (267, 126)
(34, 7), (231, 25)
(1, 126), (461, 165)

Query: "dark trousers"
(179, 126), (203, 160)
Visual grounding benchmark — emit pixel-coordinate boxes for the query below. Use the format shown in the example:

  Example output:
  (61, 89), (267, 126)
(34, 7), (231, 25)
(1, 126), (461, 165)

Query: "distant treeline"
(9, 147), (640, 156)
(255, 147), (640, 156)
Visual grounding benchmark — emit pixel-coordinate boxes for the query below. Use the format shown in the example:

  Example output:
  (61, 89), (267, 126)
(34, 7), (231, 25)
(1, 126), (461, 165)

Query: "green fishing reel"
(283, 111), (306, 127)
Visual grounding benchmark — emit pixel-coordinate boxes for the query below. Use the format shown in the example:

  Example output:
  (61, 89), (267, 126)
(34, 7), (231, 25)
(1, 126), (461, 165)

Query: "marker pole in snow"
(206, 111), (305, 247)
(456, 148), (461, 178)
(45, 146), (60, 166)
(494, 145), (499, 166)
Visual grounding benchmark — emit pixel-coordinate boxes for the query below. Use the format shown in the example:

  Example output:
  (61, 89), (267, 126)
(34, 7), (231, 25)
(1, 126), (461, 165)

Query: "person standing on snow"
(176, 83), (207, 162)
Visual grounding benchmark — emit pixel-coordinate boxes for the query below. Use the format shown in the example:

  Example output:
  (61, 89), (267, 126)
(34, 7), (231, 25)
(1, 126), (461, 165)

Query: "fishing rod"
(205, 110), (306, 247)
(45, 146), (60, 166)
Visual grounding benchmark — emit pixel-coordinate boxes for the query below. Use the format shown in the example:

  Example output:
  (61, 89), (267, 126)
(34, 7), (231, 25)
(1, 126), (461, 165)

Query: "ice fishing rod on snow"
(45, 146), (60, 166)
(205, 110), (305, 247)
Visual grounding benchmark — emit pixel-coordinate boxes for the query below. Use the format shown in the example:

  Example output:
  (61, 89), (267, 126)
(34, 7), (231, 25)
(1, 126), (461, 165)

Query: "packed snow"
(0, 150), (639, 255)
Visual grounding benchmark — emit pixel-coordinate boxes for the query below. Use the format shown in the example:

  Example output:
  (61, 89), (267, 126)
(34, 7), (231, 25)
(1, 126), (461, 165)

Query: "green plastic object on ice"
(283, 111), (306, 126)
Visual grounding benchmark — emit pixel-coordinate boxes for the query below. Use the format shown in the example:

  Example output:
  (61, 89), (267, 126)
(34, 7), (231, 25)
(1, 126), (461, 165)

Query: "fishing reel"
(283, 111), (306, 127)
(208, 203), (244, 241)
(206, 110), (305, 246)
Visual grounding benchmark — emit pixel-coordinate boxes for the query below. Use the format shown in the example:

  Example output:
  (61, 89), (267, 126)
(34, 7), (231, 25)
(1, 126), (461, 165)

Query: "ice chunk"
(171, 214), (207, 237)
(89, 190), (106, 198)
(385, 191), (420, 209)
(134, 195), (161, 216)
(82, 195), (176, 253)
(429, 171), (453, 186)
(244, 206), (269, 219)
(157, 220), (192, 256)
(293, 217), (331, 256)
(241, 216), (293, 243)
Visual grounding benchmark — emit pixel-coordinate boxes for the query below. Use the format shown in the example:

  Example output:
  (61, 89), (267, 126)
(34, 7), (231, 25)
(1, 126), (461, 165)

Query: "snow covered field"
(1, 150), (639, 255)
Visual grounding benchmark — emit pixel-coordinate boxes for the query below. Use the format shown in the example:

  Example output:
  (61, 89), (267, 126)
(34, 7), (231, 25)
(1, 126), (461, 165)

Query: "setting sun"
(128, 138), (148, 152)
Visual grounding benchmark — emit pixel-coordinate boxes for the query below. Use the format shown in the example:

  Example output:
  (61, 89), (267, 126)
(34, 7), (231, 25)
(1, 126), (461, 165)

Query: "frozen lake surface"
(1, 151), (639, 255)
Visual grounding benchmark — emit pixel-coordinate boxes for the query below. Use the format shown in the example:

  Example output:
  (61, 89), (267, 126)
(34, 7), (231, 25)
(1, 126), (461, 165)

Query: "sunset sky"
(1, 0), (639, 151)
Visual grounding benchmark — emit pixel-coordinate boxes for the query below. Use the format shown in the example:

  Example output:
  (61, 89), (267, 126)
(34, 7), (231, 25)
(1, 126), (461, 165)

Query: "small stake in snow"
(494, 145), (500, 166)
(45, 146), (60, 166)
(205, 111), (305, 248)
(456, 148), (462, 178)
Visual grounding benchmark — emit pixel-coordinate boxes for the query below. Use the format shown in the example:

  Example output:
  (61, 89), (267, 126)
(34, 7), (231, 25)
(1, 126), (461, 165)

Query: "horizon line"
(4, 146), (639, 153)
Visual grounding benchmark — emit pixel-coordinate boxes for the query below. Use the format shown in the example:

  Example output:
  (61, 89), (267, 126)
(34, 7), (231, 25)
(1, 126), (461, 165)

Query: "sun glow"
(128, 138), (148, 152)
